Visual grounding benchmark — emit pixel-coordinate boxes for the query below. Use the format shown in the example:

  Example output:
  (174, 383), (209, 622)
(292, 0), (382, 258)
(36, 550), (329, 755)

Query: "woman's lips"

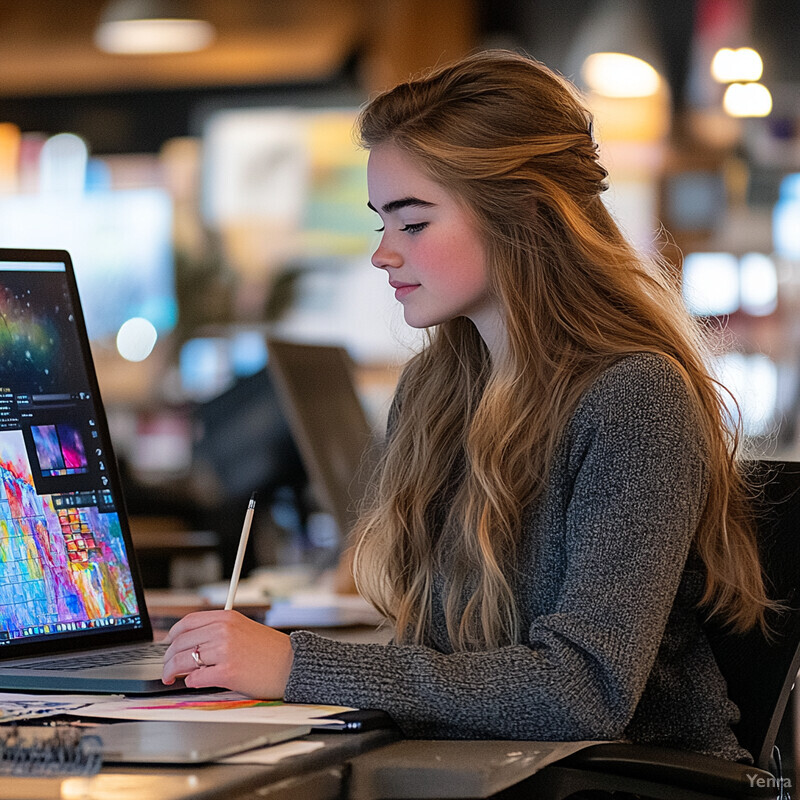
(395, 285), (419, 300)
(390, 281), (420, 300)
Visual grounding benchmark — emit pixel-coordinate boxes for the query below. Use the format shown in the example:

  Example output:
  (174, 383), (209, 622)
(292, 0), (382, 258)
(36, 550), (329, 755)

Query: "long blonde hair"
(353, 50), (768, 650)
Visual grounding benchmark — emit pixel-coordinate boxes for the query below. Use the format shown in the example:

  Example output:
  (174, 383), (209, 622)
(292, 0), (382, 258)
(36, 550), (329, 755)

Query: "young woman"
(162, 50), (769, 760)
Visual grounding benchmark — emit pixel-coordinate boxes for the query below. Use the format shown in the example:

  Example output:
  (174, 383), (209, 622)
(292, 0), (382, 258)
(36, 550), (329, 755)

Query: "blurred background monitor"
(191, 366), (305, 502)
(179, 329), (269, 401)
(0, 188), (176, 342)
(682, 250), (778, 318)
(190, 364), (308, 575)
(662, 170), (726, 233)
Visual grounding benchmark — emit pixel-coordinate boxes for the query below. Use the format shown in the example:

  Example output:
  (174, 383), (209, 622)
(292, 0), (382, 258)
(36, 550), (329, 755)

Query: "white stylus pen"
(224, 492), (257, 610)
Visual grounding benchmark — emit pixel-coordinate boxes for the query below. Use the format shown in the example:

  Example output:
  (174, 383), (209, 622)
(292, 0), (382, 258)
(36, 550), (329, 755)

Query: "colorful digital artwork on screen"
(32, 424), (89, 477)
(58, 424), (88, 471)
(0, 429), (138, 638)
(31, 425), (63, 472)
(0, 272), (86, 394)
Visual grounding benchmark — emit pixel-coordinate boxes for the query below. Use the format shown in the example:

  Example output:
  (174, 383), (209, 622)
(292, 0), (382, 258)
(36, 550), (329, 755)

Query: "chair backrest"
(704, 459), (800, 770)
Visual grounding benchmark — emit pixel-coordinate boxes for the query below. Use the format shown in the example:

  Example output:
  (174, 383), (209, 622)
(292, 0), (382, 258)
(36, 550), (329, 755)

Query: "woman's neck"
(468, 308), (508, 365)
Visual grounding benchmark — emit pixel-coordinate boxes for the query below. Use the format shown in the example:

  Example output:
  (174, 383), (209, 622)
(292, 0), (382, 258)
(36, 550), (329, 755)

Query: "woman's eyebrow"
(367, 197), (436, 214)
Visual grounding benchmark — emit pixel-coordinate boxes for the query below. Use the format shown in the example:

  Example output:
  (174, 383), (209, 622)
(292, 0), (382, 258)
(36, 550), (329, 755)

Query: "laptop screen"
(0, 249), (151, 656)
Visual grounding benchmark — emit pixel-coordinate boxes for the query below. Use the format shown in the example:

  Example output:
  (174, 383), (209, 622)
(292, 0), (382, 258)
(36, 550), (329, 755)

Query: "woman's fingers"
(161, 611), (231, 684)
(160, 610), (293, 697)
(163, 609), (229, 643)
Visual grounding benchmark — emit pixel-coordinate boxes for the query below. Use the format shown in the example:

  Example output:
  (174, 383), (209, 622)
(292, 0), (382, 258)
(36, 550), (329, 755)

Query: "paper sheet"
(68, 690), (353, 727)
(0, 691), (117, 723)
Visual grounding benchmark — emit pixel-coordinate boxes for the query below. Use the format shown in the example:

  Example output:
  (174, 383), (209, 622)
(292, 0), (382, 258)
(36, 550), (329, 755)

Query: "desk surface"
(4, 732), (605, 800)
(3, 729), (397, 800)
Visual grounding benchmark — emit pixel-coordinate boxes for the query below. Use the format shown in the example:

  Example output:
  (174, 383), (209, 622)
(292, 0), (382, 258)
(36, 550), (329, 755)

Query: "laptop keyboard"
(12, 643), (167, 671)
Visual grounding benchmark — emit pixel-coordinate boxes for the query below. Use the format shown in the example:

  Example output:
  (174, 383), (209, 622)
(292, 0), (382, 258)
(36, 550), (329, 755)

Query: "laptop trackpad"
(84, 663), (164, 678)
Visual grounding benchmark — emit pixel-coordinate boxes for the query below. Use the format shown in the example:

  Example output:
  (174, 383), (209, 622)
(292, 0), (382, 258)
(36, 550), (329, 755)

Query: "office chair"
(520, 459), (800, 800)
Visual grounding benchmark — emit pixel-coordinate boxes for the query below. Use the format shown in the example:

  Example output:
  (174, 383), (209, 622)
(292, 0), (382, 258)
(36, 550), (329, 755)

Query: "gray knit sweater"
(284, 353), (749, 761)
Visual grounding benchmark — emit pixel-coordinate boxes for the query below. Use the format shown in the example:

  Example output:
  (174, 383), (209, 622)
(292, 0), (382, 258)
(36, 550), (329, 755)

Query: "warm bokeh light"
(581, 53), (661, 98)
(0, 123), (21, 192)
(95, 19), (215, 54)
(723, 82), (773, 117)
(116, 317), (158, 362)
(711, 47), (764, 83)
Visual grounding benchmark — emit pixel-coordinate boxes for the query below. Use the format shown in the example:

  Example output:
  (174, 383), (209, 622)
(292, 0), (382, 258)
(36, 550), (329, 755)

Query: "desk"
(347, 739), (599, 799)
(3, 729), (396, 800)
(144, 589), (272, 633)
(4, 732), (591, 800)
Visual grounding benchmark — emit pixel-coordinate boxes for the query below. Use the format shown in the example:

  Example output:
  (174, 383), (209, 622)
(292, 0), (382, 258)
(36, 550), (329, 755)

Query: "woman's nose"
(371, 235), (403, 270)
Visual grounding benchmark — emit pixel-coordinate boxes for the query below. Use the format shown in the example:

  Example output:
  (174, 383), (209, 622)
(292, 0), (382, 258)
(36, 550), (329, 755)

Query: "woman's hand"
(161, 610), (294, 698)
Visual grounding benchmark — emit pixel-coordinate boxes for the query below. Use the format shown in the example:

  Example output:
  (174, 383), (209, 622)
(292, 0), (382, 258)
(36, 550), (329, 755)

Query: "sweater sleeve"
(284, 355), (708, 740)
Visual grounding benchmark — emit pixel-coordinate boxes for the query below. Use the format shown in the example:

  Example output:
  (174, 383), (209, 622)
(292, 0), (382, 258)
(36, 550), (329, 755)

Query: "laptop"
(96, 720), (311, 763)
(265, 338), (380, 551)
(0, 248), (179, 694)
(11, 720), (311, 764)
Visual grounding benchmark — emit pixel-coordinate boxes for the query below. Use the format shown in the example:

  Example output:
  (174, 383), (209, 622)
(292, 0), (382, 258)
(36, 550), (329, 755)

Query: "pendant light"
(95, 0), (216, 55)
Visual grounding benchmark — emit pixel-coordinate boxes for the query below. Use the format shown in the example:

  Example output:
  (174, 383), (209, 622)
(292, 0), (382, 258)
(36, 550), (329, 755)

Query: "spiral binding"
(0, 725), (102, 776)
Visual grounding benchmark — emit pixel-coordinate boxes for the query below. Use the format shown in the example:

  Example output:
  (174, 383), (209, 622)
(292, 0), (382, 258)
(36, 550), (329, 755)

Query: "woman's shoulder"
(589, 351), (690, 397)
(561, 352), (707, 483)
(575, 351), (696, 425)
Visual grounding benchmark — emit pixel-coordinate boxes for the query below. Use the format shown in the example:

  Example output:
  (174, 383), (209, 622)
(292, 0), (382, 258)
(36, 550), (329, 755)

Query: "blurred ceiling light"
(565, 0), (665, 100)
(95, 0), (215, 54)
(723, 82), (773, 117)
(710, 47), (763, 83)
(581, 52), (661, 98)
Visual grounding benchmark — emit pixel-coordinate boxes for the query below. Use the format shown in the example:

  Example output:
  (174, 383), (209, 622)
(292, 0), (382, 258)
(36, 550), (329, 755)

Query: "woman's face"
(367, 143), (504, 351)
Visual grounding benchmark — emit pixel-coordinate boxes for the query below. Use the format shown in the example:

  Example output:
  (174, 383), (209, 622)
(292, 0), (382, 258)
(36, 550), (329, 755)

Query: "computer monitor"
(190, 365), (308, 576)
(191, 366), (306, 503)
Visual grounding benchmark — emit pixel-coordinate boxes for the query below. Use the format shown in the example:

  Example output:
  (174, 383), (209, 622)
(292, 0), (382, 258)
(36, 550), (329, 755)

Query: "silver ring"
(191, 644), (206, 668)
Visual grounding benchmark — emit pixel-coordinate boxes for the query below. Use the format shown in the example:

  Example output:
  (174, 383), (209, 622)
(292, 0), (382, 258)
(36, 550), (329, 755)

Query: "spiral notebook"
(0, 248), (174, 694)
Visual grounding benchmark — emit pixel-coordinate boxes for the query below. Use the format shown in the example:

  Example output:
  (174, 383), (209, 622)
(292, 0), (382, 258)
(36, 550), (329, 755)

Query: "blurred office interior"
(1, 0), (800, 582)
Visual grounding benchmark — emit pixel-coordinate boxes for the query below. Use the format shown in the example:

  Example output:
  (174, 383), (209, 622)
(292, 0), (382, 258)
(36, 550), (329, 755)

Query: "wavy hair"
(352, 50), (769, 650)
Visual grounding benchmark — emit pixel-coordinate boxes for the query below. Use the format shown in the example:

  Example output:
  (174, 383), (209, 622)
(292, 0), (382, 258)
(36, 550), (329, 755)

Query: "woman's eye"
(373, 221), (427, 234)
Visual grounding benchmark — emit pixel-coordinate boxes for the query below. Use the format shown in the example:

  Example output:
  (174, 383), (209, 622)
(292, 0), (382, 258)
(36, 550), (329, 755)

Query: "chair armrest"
(557, 742), (778, 797)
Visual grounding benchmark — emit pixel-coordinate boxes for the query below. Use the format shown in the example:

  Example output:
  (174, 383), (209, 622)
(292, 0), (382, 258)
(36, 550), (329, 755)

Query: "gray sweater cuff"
(285, 630), (372, 705)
